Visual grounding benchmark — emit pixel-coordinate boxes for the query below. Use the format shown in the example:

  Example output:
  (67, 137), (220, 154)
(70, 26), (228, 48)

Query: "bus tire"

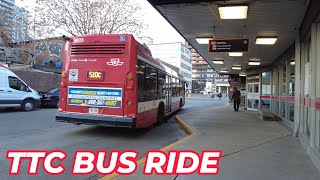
(21, 99), (35, 111)
(157, 104), (165, 125)
(179, 99), (183, 109)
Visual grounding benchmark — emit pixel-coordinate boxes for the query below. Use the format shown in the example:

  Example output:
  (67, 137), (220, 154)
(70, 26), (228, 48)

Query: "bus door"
(165, 74), (172, 114)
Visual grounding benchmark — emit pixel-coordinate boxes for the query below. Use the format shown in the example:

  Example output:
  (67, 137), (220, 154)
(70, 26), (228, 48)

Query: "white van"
(0, 65), (40, 111)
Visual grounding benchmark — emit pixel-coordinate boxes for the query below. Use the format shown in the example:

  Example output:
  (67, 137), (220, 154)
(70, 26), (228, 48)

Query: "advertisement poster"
(68, 86), (122, 108)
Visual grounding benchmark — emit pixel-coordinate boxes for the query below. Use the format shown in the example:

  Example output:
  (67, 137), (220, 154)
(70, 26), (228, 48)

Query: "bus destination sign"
(209, 38), (249, 53)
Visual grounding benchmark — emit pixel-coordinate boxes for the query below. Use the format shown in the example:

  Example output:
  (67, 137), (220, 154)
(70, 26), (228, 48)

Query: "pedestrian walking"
(231, 87), (241, 111)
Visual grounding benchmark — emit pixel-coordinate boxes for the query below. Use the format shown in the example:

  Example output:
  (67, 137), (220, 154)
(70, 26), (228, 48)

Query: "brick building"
(11, 70), (61, 93)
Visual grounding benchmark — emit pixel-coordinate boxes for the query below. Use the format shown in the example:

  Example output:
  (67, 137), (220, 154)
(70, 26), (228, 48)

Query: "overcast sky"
(15, 0), (185, 44)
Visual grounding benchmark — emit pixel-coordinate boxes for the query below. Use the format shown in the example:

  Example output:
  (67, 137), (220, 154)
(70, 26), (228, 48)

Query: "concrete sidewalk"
(118, 102), (320, 180)
(176, 104), (320, 180)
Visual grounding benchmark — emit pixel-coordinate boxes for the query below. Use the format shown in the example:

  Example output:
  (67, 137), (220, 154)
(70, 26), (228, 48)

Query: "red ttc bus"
(56, 34), (185, 128)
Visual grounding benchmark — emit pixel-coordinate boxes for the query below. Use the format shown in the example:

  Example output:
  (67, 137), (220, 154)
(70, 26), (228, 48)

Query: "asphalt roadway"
(0, 95), (228, 180)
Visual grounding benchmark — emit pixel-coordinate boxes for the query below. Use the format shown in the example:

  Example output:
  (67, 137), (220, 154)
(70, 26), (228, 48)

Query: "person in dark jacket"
(231, 87), (241, 111)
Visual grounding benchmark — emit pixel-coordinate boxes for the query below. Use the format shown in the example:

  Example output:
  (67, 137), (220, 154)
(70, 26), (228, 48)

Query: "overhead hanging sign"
(208, 38), (249, 53)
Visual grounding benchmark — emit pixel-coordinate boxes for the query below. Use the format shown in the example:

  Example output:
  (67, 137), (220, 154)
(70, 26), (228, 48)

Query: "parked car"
(0, 65), (41, 111)
(200, 91), (208, 95)
(40, 88), (60, 108)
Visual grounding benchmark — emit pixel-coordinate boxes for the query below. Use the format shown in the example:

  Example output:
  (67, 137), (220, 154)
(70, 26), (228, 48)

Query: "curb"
(175, 115), (199, 136)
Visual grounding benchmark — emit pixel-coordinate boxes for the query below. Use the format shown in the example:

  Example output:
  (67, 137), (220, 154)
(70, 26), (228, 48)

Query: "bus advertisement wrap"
(67, 87), (122, 108)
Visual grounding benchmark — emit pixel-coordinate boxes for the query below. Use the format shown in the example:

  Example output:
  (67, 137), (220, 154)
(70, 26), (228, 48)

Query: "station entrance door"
(247, 82), (260, 111)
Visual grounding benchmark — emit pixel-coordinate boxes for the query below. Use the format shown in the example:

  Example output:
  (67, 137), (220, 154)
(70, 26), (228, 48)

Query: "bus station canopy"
(147, 0), (314, 75)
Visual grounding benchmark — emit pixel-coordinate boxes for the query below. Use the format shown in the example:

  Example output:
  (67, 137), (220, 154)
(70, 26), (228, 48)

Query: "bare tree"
(34, 0), (145, 37)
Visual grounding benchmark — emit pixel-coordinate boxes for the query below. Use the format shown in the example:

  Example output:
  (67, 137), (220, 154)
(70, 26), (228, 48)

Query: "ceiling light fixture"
(229, 52), (243, 57)
(239, 74), (246, 77)
(249, 58), (260, 61)
(248, 61), (261, 66)
(248, 58), (261, 66)
(232, 66), (241, 70)
(196, 37), (213, 44)
(290, 61), (295, 65)
(212, 59), (224, 64)
(218, 5), (248, 19)
(255, 37), (278, 45)
(220, 70), (228, 73)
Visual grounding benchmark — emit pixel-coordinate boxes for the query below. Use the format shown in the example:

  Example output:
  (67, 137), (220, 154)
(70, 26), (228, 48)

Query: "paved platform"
(119, 101), (320, 180)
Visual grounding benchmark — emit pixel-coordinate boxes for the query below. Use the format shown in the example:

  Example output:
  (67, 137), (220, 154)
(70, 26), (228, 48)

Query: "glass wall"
(271, 68), (279, 116)
(269, 56), (295, 124)
(291, 23), (320, 171)
(301, 40), (311, 137)
(280, 63), (287, 119)
(297, 23), (320, 154)
(316, 25), (320, 153)
(288, 60), (295, 122)
(261, 72), (271, 109)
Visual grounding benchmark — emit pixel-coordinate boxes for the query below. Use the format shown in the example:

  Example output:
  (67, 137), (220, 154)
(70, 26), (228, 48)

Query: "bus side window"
(179, 80), (182, 96)
(178, 79), (181, 96)
(158, 71), (165, 98)
(172, 77), (176, 96)
(137, 60), (145, 102)
(175, 78), (178, 96)
(176, 78), (179, 96)
(166, 74), (171, 96)
(145, 65), (157, 101)
(182, 81), (186, 95)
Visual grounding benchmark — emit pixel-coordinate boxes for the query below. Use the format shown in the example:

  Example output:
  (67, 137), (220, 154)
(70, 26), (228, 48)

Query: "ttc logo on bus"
(107, 58), (124, 66)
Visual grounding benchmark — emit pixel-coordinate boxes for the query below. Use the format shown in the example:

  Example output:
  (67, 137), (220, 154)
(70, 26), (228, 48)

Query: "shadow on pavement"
(0, 107), (41, 113)
(67, 124), (155, 139)
(65, 110), (183, 139)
